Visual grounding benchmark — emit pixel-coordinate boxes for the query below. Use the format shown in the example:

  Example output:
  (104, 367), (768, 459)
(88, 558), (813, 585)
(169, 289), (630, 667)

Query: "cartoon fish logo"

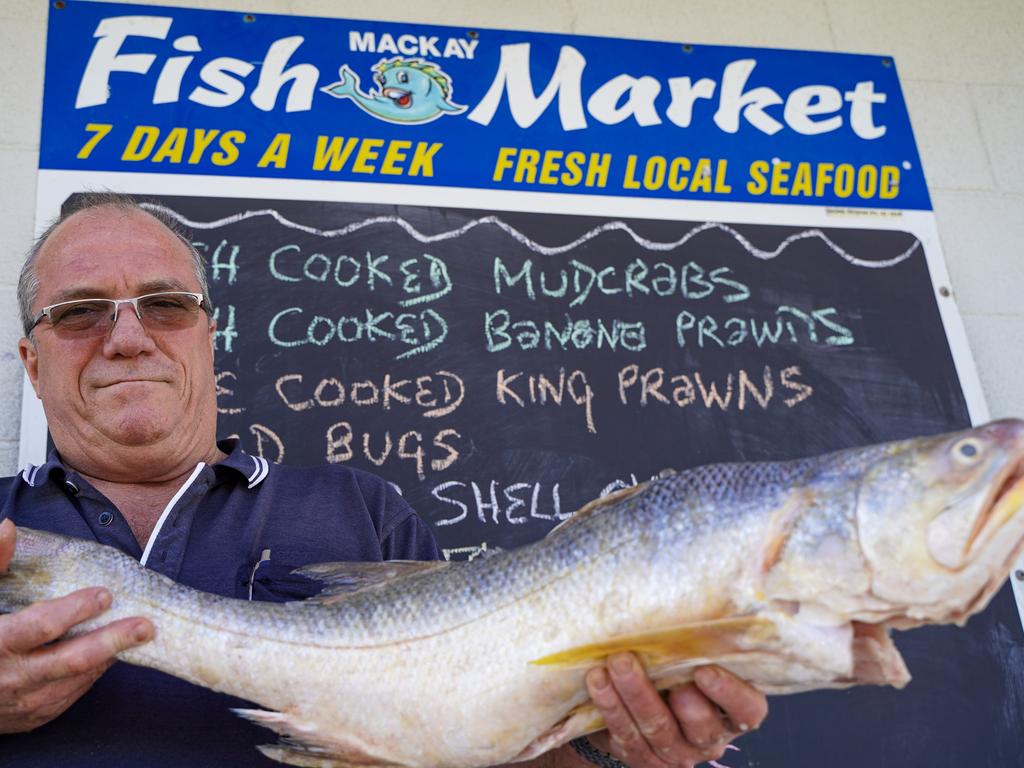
(321, 57), (466, 124)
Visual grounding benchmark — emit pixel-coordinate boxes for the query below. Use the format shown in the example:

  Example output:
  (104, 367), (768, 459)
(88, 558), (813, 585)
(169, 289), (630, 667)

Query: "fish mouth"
(964, 454), (1024, 556)
(383, 88), (412, 108)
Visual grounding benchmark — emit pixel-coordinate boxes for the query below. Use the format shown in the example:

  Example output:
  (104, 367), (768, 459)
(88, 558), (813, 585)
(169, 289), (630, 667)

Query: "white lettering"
(250, 36), (317, 112)
(713, 59), (784, 135)
(77, 16), (171, 108)
(586, 74), (662, 127)
(784, 85), (843, 135)
(468, 43), (587, 130)
(845, 81), (887, 139)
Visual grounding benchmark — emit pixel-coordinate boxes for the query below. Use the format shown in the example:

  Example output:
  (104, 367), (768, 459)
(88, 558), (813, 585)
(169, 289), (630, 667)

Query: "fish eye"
(951, 437), (983, 464)
(398, 71), (409, 84)
(375, 73), (385, 85)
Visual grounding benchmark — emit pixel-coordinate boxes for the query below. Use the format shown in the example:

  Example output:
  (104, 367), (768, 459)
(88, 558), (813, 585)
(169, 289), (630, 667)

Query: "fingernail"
(738, 722), (750, 732)
(589, 668), (609, 691)
(610, 654), (634, 674)
(695, 666), (720, 689)
(132, 622), (152, 643)
(95, 589), (112, 610)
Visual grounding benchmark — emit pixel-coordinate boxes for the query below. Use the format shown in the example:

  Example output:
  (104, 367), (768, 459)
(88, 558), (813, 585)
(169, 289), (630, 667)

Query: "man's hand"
(584, 654), (767, 767)
(0, 519), (154, 733)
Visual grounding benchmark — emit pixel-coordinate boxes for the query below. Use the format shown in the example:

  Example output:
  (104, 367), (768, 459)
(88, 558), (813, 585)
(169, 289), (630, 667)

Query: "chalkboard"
(107, 193), (1022, 766)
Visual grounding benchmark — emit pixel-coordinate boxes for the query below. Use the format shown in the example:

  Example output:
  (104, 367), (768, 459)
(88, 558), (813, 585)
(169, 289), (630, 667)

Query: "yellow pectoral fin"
(530, 616), (780, 668)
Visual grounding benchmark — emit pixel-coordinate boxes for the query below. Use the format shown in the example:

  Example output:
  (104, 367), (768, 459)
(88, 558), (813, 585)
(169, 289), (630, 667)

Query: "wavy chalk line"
(143, 204), (920, 269)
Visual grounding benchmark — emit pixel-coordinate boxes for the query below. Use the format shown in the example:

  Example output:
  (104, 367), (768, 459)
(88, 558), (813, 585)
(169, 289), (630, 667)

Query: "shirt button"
(98, 511), (114, 526)
(64, 480), (79, 495)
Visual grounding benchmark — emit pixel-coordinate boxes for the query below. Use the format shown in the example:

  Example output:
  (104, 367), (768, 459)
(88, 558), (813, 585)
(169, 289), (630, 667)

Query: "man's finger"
(606, 653), (706, 765)
(666, 683), (731, 754)
(693, 666), (768, 735)
(30, 618), (153, 684)
(0, 519), (15, 573)
(585, 665), (651, 763)
(1, 588), (113, 652)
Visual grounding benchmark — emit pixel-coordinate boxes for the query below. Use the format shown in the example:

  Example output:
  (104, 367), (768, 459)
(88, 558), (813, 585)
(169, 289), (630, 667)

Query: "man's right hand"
(0, 519), (154, 733)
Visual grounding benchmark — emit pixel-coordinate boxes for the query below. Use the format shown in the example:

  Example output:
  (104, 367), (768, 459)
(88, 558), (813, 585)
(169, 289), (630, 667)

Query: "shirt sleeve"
(381, 510), (442, 562)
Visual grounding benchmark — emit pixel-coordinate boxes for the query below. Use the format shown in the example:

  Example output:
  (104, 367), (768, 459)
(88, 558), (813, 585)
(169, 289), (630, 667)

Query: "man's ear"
(18, 337), (41, 398)
(208, 318), (217, 356)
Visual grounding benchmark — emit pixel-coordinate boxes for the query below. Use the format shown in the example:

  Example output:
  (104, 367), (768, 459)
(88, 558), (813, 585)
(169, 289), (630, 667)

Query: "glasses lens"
(49, 300), (114, 337)
(137, 293), (203, 330)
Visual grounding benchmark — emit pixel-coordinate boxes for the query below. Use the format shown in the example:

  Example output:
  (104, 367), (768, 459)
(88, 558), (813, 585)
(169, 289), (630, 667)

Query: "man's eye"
(55, 304), (104, 323)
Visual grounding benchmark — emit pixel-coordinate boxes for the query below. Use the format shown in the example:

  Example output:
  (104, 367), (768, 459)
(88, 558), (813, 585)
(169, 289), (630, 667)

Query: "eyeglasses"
(29, 291), (208, 339)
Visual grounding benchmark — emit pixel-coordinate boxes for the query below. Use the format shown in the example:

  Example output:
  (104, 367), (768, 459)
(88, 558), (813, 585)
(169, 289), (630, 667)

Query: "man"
(0, 194), (767, 767)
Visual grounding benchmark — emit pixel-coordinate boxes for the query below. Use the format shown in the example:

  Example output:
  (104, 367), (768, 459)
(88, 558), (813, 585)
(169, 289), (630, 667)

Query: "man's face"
(19, 206), (217, 465)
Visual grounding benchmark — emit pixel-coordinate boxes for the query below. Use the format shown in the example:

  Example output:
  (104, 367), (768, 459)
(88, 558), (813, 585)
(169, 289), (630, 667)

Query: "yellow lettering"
(122, 125), (160, 161)
(409, 141), (442, 176)
(313, 136), (359, 172)
(77, 123), (112, 160)
(747, 160), (769, 194)
(380, 140), (412, 175)
(151, 127), (187, 163)
(188, 129), (220, 164)
(257, 133), (291, 168)
(493, 147), (517, 182)
(538, 150), (562, 185)
(211, 130), (245, 166)
(623, 155), (641, 190)
(352, 138), (385, 173)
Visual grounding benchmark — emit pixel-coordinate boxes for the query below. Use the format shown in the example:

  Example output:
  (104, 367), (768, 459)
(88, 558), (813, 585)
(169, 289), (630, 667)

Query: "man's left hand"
(584, 655), (767, 767)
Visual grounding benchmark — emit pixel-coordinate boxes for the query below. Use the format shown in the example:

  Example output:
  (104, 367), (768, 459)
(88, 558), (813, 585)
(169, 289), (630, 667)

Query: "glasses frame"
(28, 291), (208, 337)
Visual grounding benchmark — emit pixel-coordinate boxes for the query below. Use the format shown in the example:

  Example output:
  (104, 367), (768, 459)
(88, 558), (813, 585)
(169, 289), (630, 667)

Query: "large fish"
(2, 420), (1024, 768)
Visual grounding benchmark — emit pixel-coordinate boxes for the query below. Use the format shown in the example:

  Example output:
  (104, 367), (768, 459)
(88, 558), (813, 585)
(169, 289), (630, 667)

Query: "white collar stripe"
(20, 465), (41, 487)
(248, 456), (269, 489)
(140, 462), (206, 567)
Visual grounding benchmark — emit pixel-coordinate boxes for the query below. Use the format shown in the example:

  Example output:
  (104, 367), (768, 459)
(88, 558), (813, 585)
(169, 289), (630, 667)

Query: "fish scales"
(2, 420), (1024, 768)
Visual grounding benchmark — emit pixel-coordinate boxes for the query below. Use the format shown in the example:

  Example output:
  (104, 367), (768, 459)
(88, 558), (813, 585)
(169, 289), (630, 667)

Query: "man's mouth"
(383, 87), (412, 108)
(96, 378), (167, 389)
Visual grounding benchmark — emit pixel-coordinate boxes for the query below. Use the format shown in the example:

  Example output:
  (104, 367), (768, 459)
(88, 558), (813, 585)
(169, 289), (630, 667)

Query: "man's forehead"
(36, 206), (196, 293)
(43, 205), (186, 254)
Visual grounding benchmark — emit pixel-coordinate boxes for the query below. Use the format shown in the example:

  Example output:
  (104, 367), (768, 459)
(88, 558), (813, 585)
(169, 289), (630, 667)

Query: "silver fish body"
(3, 419), (1024, 768)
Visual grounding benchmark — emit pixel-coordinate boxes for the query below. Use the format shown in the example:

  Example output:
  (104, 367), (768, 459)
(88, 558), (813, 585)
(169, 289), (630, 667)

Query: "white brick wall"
(2, 0), (1022, 473)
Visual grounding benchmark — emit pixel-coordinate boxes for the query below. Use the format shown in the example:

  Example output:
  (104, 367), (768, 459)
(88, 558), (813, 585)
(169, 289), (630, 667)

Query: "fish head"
(855, 418), (1024, 625)
(374, 61), (438, 109)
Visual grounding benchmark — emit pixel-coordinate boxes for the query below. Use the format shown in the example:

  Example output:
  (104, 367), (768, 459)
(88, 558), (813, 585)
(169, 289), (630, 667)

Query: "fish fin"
(257, 744), (400, 768)
(294, 560), (450, 601)
(549, 481), (652, 536)
(760, 490), (810, 572)
(530, 616), (780, 668)
(509, 706), (606, 763)
(850, 622), (910, 688)
(234, 709), (401, 768)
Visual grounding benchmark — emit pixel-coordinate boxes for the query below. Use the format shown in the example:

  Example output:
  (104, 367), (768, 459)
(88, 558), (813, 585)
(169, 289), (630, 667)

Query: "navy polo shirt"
(0, 438), (440, 768)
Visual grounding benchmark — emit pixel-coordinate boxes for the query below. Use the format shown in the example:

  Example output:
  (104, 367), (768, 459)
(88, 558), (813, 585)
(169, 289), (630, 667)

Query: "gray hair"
(18, 192), (212, 338)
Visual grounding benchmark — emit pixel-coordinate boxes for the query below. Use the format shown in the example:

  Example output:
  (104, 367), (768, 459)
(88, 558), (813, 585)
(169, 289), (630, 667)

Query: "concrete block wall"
(1, 0), (1021, 474)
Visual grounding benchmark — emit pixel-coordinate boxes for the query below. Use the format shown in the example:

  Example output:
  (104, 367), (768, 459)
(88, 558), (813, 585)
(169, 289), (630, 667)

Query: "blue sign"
(42, 1), (930, 209)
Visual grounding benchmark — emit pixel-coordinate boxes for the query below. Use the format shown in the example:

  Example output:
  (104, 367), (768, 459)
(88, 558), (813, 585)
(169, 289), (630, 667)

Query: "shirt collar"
(213, 438), (271, 488)
(19, 438), (271, 490)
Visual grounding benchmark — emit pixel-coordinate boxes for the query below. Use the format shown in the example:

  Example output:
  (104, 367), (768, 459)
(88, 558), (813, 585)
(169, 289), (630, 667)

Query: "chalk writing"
(431, 481), (569, 526)
(618, 363), (813, 411)
(493, 256), (749, 307)
(268, 306), (448, 359)
(496, 368), (596, 434)
(275, 370), (464, 417)
(325, 422), (461, 480)
(485, 310), (646, 353)
(675, 306), (854, 349)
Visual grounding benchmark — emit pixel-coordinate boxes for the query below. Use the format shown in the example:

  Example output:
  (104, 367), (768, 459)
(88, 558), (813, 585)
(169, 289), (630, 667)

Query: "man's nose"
(102, 302), (156, 357)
